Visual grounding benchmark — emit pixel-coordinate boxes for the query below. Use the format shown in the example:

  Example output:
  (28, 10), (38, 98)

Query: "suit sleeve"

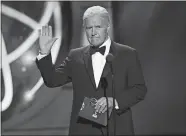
(36, 50), (73, 88)
(116, 50), (147, 114)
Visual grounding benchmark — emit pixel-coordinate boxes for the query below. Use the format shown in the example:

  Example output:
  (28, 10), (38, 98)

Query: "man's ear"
(107, 24), (110, 33)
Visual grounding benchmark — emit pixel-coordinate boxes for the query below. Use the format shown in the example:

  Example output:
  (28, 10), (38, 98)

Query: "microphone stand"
(104, 53), (116, 136)
(110, 63), (116, 136)
(101, 78), (109, 136)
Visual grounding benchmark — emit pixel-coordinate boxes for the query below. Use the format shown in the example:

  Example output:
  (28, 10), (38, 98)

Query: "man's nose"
(91, 27), (96, 36)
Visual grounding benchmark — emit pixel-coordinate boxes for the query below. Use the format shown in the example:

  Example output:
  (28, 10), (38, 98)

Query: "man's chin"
(90, 42), (102, 47)
(91, 44), (100, 47)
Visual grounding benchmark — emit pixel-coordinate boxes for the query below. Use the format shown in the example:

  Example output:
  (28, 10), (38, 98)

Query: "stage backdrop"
(112, 1), (186, 134)
(1, 1), (73, 135)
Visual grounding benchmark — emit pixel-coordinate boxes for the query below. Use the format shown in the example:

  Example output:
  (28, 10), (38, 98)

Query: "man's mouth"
(91, 37), (99, 39)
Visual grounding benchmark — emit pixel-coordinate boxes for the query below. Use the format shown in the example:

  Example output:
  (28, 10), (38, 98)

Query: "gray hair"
(83, 6), (110, 26)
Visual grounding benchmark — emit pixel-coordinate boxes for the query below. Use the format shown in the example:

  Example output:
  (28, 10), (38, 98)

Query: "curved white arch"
(1, 2), (54, 65)
(1, 34), (14, 111)
(51, 2), (62, 63)
(28, 2), (62, 96)
(1, 2), (63, 111)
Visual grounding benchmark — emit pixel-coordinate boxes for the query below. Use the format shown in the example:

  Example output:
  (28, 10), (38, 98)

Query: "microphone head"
(106, 53), (114, 63)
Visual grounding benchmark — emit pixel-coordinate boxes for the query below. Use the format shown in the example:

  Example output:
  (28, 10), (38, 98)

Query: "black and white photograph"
(1, 1), (186, 135)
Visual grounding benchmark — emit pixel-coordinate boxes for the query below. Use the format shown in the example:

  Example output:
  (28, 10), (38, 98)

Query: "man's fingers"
(95, 103), (104, 112)
(49, 25), (52, 37)
(96, 105), (102, 113)
(42, 26), (45, 36)
(40, 25), (53, 37)
(97, 97), (105, 102)
(99, 104), (106, 113)
(95, 103), (100, 111)
(95, 97), (105, 111)
(102, 105), (107, 113)
(97, 97), (105, 103)
(95, 99), (103, 109)
(45, 25), (48, 36)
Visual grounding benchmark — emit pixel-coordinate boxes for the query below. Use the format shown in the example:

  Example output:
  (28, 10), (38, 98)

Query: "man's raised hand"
(38, 25), (58, 55)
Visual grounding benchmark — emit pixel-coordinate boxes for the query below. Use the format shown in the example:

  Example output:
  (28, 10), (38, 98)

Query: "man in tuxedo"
(36, 6), (147, 135)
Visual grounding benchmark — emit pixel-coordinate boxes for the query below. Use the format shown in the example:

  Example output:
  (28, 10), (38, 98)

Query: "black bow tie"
(90, 46), (106, 55)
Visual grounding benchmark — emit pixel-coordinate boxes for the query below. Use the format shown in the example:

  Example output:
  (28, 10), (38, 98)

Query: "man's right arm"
(36, 51), (72, 88)
(36, 25), (72, 87)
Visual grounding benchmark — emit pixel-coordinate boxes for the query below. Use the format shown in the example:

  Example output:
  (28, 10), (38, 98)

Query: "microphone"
(106, 53), (114, 63)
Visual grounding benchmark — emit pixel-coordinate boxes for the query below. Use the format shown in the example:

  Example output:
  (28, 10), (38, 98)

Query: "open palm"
(39, 25), (57, 55)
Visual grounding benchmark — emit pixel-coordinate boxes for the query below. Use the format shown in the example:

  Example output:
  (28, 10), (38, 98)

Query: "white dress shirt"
(37, 37), (119, 109)
(91, 37), (111, 88)
(90, 37), (119, 109)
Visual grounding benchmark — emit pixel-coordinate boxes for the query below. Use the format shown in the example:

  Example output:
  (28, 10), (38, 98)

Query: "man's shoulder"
(68, 45), (90, 59)
(112, 41), (138, 59)
(113, 41), (136, 52)
(70, 45), (89, 54)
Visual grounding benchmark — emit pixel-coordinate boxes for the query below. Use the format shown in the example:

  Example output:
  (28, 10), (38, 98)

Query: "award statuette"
(78, 97), (112, 126)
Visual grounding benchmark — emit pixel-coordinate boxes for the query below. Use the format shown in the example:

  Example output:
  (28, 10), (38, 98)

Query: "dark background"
(1, 1), (186, 135)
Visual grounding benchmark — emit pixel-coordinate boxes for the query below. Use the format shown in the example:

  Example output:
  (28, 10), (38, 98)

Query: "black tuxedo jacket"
(36, 41), (147, 135)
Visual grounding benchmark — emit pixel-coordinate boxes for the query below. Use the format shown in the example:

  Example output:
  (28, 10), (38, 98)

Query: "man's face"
(84, 15), (109, 47)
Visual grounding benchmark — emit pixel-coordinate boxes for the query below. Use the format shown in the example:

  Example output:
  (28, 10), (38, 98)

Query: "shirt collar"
(99, 36), (111, 57)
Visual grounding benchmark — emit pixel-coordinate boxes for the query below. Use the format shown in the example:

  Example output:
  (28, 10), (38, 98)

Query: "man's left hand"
(95, 97), (113, 113)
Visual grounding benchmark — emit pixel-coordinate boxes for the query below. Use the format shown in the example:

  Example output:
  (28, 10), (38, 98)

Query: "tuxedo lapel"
(83, 46), (97, 89)
(98, 41), (118, 89)
(101, 41), (118, 78)
(110, 41), (117, 59)
(109, 41), (118, 74)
